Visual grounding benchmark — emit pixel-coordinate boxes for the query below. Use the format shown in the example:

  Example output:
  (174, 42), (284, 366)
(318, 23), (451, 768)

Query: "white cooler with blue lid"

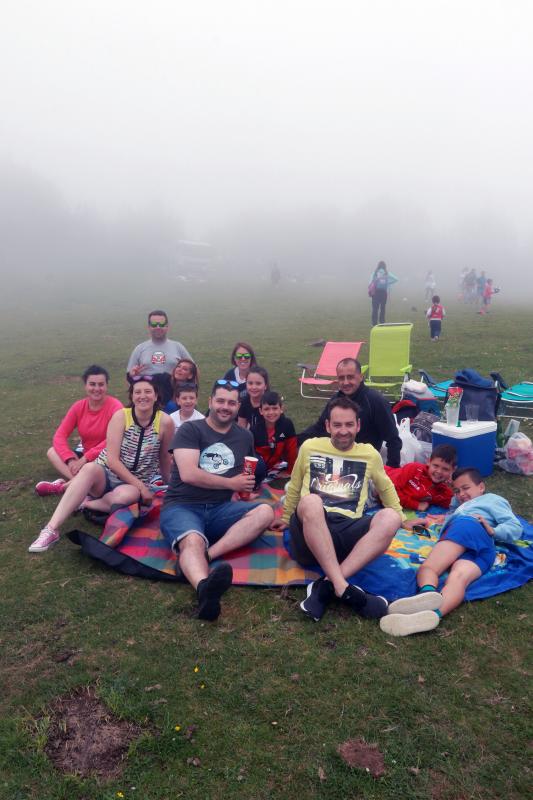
(431, 420), (497, 476)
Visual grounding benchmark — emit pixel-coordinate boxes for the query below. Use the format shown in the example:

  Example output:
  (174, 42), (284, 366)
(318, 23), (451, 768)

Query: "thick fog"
(1, 1), (532, 301)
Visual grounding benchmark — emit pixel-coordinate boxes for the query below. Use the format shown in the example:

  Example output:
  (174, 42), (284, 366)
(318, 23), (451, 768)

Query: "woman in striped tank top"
(29, 377), (175, 553)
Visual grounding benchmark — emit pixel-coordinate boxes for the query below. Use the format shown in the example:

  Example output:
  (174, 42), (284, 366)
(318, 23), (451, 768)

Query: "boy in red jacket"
(251, 391), (298, 476)
(385, 445), (457, 515)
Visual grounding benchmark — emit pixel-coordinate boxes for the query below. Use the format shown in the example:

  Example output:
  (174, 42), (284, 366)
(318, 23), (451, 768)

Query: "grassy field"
(1, 281), (532, 800)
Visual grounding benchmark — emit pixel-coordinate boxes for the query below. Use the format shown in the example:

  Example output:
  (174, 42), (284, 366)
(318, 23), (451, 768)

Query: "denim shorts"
(102, 466), (126, 495)
(160, 500), (263, 550)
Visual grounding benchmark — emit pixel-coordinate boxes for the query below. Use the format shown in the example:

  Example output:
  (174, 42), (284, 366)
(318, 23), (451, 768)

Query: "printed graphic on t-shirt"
(151, 351), (166, 364)
(199, 443), (235, 473)
(309, 452), (366, 512)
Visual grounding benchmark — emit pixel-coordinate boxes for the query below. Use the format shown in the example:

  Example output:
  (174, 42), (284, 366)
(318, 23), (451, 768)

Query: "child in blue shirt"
(380, 467), (523, 636)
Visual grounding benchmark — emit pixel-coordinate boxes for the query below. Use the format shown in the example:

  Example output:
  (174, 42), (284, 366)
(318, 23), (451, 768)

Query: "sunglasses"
(130, 374), (154, 383)
(235, 352), (252, 360)
(149, 321), (167, 328)
(215, 379), (239, 388)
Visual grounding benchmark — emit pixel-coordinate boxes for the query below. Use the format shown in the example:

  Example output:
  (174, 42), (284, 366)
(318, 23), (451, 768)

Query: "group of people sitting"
(30, 309), (523, 634)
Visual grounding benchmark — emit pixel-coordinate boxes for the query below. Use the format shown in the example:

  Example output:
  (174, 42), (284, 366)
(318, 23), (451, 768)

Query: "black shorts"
(288, 509), (372, 567)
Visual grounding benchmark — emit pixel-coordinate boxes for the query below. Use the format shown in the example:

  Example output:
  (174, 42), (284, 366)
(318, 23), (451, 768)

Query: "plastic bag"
(398, 417), (421, 465)
(499, 432), (533, 476)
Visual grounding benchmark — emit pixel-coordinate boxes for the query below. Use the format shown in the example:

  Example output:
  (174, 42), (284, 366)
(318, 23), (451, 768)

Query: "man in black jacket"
(297, 358), (402, 467)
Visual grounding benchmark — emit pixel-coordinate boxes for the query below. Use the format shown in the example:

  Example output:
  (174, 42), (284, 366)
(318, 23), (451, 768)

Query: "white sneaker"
(387, 591), (442, 615)
(380, 610), (440, 637)
(28, 525), (60, 552)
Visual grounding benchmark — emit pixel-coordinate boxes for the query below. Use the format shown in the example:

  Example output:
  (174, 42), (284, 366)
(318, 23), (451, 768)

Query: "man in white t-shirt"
(126, 309), (192, 403)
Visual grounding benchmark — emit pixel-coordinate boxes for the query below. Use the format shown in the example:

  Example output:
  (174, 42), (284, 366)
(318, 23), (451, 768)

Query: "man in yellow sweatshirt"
(273, 397), (403, 622)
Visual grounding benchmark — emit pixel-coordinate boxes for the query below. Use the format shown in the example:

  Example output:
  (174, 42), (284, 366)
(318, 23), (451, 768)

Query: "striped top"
(97, 408), (162, 484)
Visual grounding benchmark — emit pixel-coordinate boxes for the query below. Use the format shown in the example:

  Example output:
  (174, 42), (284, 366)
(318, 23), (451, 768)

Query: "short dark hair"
(230, 341), (257, 367)
(432, 295), (440, 304)
(431, 444), (457, 466)
(148, 309), (168, 325)
(176, 382), (198, 396)
(452, 467), (484, 485)
(336, 358), (362, 373)
(326, 396), (361, 421)
(260, 390), (282, 407)
(210, 379), (240, 398)
(127, 376), (160, 409)
(247, 366), (270, 390)
(83, 365), (109, 383)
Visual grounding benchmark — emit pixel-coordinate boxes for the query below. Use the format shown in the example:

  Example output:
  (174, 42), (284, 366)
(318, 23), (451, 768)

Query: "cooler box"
(431, 420), (497, 476)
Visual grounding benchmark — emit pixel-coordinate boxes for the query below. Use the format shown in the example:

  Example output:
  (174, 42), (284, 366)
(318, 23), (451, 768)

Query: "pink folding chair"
(299, 341), (364, 399)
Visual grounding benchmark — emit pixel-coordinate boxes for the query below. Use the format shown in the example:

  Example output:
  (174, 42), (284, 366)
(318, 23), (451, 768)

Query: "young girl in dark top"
(224, 342), (257, 400)
(238, 366), (269, 429)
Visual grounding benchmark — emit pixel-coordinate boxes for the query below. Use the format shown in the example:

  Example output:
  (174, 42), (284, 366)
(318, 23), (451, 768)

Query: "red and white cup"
(239, 456), (258, 500)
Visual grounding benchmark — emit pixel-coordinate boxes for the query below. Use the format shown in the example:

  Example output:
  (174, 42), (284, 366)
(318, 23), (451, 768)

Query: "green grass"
(1, 282), (532, 800)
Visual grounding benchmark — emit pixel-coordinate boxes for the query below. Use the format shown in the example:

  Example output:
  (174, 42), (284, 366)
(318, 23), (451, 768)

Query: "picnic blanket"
(68, 487), (533, 602)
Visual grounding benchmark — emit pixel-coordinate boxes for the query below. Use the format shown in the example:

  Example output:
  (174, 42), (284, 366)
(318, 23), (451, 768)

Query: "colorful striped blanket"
(68, 486), (533, 602)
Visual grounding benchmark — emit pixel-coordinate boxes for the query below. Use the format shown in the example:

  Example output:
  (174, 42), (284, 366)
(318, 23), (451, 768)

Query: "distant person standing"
(476, 271), (486, 307)
(426, 295), (445, 341)
(424, 270), (436, 301)
(368, 261), (390, 326)
(127, 310), (192, 405)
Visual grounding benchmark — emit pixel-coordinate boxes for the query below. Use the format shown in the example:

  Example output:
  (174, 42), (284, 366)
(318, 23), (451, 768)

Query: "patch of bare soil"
(44, 686), (142, 780)
(0, 478), (32, 493)
(337, 737), (386, 778)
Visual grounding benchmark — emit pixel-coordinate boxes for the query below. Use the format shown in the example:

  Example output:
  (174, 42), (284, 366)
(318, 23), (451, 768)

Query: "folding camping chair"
(299, 341), (363, 399)
(360, 323), (413, 396)
(490, 373), (533, 420)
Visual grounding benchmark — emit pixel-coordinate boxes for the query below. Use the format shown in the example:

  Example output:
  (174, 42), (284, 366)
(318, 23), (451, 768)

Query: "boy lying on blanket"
(380, 467), (524, 637)
(384, 444), (456, 517)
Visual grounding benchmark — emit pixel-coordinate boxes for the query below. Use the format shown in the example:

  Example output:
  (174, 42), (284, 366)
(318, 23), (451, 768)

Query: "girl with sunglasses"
(29, 377), (174, 553)
(224, 342), (257, 400)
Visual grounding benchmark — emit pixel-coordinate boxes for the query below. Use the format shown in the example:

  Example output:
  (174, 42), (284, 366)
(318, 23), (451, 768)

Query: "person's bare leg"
(295, 494), (348, 596)
(178, 532), (210, 589)
(417, 540), (466, 591)
(338, 508), (401, 579)
(207, 504), (274, 561)
(46, 447), (73, 483)
(83, 484), (140, 513)
(439, 559), (482, 616)
(48, 463), (106, 531)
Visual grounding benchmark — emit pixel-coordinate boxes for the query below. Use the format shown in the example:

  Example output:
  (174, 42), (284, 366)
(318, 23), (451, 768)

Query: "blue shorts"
(102, 466), (126, 495)
(160, 500), (263, 551)
(441, 516), (496, 574)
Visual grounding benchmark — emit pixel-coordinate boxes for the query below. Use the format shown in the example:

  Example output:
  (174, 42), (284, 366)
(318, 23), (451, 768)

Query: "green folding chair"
(360, 323), (413, 395)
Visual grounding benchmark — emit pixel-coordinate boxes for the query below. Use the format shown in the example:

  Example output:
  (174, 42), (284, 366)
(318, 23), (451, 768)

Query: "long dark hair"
(373, 260), (388, 277)
(230, 341), (257, 368)
(171, 358), (199, 398)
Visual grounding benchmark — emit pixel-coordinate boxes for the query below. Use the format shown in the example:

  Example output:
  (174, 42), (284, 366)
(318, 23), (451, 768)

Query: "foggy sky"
(1, 1), (532, 286)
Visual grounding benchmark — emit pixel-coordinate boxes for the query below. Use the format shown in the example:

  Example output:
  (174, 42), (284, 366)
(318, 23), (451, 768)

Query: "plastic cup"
(445, 406), (459, 427)
(239, 456), (258, 500)
(465, 404), (479, 422)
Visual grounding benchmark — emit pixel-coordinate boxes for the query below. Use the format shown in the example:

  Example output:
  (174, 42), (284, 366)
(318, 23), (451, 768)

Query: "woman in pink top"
(35, 365), (123, 496)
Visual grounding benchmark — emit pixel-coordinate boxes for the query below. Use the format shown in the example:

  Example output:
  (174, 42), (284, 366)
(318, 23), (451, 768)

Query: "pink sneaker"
(35, 479), (66, 497)
(28, 525), (60, 552)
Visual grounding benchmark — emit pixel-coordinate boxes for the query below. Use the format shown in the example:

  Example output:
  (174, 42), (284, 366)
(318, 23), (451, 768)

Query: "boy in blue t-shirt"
(380, 467), (523, 636)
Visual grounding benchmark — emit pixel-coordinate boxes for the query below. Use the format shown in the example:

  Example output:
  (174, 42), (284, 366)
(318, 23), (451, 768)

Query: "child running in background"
(251, 391), (298, 476)
(380, 467), (523, 636)
(426, 294), (445, 341)
(385, 444), (456, 514)
(479, 278), (494, 314)
(238, 366), (270, 429)
(169, 384), (205, 429)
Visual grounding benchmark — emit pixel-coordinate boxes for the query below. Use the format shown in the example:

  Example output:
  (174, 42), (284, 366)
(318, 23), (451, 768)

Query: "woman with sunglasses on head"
(29, 376), (174, 553)
(165, 358), (200, 414)
(35, 365), (123, 497)
(224, 342), (257, 400)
